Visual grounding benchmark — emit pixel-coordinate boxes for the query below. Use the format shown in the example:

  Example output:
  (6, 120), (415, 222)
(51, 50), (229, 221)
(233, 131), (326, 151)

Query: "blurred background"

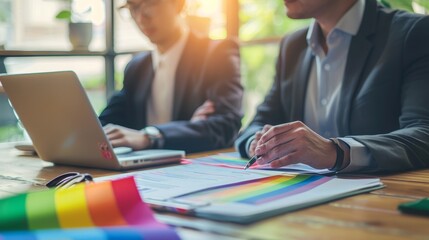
(0, 0), (428, 143)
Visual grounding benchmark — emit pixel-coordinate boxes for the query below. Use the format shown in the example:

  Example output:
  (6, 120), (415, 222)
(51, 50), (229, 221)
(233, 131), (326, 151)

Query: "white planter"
(68, 22), (93, 50)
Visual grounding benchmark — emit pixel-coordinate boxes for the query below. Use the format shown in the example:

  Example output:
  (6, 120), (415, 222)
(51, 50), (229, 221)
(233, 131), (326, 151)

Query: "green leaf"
(378, 0), (391, 8)
(55, 10), (72, 21)
(383, 0), (414, 12)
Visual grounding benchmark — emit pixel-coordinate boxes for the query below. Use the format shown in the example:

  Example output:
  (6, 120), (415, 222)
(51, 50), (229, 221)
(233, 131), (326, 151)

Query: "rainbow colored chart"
(0, 177), (180, 240)
(178, 174), (331, 205)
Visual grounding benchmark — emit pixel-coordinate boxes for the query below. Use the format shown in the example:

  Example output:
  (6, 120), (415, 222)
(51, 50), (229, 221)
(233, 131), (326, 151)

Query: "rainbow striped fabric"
(0, 177), (180, 240)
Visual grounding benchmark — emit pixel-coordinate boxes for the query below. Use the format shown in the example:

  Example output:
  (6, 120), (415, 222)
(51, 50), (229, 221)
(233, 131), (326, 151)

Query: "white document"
(96, 164), (280, 201)
(177, 177), (383, 223)
(97, 164), (383, 223)
(194, 152), (333, 174)
(270, 163), (332, 174)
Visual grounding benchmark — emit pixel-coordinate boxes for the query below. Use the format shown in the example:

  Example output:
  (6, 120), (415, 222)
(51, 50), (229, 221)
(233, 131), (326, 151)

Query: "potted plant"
(55, 0), (93, 51)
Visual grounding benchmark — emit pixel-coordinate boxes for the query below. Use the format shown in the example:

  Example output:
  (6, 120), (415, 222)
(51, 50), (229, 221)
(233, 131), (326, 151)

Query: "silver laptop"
(0, 71), (185, 170)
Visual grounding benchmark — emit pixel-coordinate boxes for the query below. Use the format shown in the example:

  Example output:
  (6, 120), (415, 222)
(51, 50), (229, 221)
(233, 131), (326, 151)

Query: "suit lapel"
(172, 32), (202, 120)
(337, 0), (377, 135)
(135, 55), (155, 128)
(292, 47), (313, 121)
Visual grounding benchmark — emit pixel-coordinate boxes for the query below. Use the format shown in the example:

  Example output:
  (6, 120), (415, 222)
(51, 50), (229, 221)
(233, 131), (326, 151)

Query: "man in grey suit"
(100, 0), (243, 153)
(236, 0), (429, 173)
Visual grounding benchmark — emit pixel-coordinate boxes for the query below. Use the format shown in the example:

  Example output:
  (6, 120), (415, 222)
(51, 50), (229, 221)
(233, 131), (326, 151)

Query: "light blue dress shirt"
(304, 0), (370, 172)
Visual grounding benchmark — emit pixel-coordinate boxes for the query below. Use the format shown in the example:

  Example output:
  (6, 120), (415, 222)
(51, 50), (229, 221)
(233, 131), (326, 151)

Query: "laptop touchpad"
(113, 147), (133, 155)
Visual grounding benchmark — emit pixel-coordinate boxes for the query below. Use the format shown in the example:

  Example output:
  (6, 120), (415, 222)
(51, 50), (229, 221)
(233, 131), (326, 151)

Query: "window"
(239, 0), (309, 126)
(1, 0), (105, 51)
(0, 0), (228, 143)
(0, 0), (108, 143)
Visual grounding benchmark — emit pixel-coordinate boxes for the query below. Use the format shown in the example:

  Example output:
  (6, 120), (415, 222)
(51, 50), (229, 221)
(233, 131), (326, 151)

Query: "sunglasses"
(46, 172), (93, 189)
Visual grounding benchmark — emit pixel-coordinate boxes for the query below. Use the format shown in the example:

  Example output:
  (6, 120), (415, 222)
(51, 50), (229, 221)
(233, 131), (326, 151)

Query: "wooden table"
(1, 144), (428, 239)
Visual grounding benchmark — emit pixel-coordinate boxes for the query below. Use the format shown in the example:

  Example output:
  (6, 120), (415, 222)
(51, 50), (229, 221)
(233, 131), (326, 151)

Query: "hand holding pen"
(244, 125), (272, 170)
(244, 155), (260, 170)
(246, 121), (341, 170)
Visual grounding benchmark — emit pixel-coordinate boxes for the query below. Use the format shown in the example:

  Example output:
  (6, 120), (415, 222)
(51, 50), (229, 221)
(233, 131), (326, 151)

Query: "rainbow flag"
(0, 177), (180, 240)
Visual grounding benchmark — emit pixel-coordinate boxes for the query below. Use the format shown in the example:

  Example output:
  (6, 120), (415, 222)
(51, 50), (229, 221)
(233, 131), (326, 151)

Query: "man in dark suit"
(100, 0), (243, 153)
(236, 0), (429, 173)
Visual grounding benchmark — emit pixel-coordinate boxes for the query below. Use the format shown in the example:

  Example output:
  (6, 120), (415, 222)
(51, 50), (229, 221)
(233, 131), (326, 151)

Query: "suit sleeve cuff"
(245, 135), (256, 157)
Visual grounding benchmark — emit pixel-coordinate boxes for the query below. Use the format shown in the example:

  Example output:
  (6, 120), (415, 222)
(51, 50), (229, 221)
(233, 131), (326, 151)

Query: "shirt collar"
(306, 0), (365, 46)
(152, 27), (190, 70)
(336, 0), (365, 36)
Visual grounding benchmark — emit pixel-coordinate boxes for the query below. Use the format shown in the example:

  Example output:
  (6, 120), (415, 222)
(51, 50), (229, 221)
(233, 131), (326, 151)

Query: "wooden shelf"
(0, 50), (108, 57)
(0, 49), (145, 58)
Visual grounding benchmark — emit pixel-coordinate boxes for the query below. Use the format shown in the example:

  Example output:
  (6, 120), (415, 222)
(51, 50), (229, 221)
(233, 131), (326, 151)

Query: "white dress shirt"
(304, 0), (371, 172)
(147, 28), (190, 125)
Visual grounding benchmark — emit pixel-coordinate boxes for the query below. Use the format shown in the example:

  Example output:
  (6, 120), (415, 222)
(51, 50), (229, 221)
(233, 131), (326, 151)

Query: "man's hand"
(254, 121), (337, 169)
(248, 125), (272, 157)
(103, 124), (151, 150)
(191, 100), (216, 122)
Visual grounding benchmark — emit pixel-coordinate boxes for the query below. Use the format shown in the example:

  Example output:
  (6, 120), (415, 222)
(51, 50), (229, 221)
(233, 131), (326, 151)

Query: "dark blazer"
(236, 0), (429, 173)
(100, 32), (243, 153)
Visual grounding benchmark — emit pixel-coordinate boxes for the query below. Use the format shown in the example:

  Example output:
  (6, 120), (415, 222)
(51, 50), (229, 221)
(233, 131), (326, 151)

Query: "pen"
(244, 155), (260, 170)
(145, 199), (197, 214)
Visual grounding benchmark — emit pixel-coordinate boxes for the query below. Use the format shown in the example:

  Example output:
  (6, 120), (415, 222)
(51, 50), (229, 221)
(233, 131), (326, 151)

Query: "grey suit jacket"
(236, 0), (429, 173)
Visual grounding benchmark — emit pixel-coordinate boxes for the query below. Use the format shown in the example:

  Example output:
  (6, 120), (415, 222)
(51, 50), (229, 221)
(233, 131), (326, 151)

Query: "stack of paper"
(0, 177), (180, 240)
(172, 174), (382, 223)
(98, 164), (383, 223)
